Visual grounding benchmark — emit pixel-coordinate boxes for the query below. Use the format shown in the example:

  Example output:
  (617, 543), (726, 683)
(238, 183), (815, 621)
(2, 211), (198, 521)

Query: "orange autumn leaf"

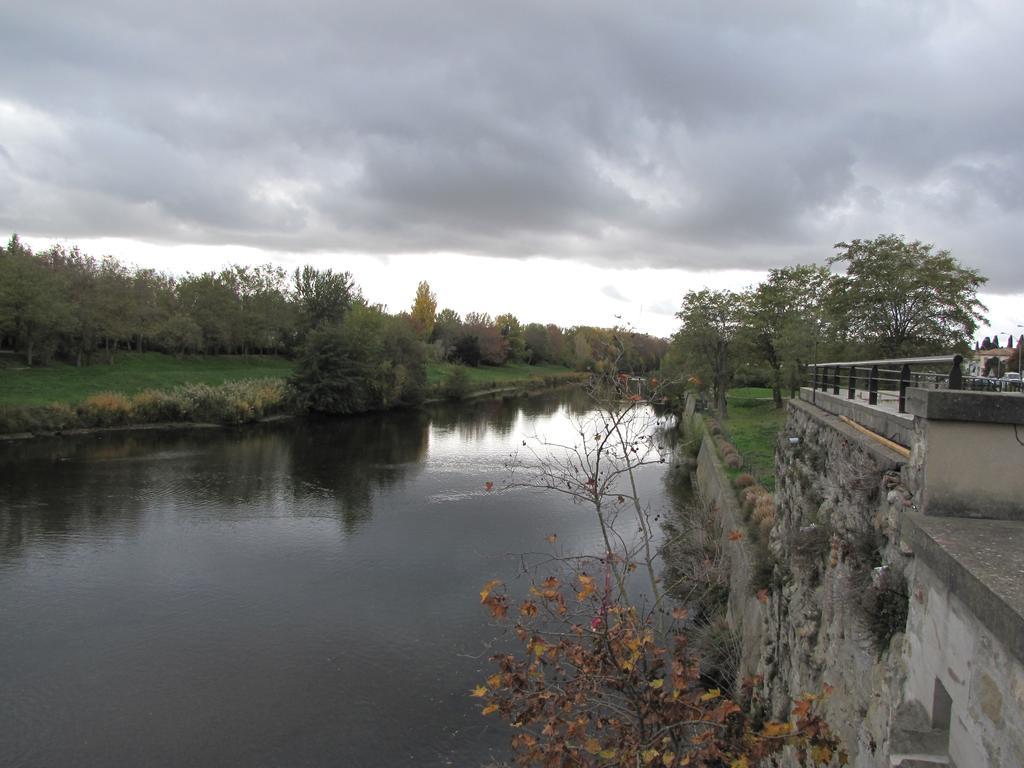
(792, 698), (813, 718)
(728, 529), (744, 542)
(761, 721), (793, 738)
(470, 685), (488, 698)
(486, 598), (508, 619)
(756, 588), (769, 604)
(481, 704), (499, 716)
(577, 573), (596, 602)
(479, 579), (502, 602)
(519, 600), (538, 617)
(545, 533), (558, 545)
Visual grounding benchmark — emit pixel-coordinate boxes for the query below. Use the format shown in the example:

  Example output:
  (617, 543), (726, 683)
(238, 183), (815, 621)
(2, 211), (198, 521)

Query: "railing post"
(898, 363), (911, 413)
(950, 355), (963, 390)
(848, 366), (857, 399)
(832, 365), (840, 395)
(869, 364), (879, 405)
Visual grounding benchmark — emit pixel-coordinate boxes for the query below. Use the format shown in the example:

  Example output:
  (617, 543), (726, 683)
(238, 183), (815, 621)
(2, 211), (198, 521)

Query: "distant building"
(968, 345), (1015, 376)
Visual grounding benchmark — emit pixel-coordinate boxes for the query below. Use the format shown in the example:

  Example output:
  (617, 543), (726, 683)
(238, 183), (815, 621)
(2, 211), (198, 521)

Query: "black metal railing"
(806, 355), (964, 414)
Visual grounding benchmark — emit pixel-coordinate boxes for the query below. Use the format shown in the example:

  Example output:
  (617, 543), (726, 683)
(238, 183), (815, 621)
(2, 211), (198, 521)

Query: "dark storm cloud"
(1, 0), (1022, 288)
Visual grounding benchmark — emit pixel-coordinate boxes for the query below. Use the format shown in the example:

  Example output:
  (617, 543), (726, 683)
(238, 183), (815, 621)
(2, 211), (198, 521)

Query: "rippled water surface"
(0, 390), (674, 768)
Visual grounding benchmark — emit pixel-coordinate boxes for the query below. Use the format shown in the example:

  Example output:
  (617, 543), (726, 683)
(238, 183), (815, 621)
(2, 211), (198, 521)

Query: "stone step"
(889, 726), (950, 767)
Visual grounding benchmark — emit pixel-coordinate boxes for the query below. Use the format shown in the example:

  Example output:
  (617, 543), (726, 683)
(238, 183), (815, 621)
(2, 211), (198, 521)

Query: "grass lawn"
(720, 390), (789, 490)
(425, 361), (576, 387)
(728, 387), (775, 400)
(0, 352), (294, 406)
(0, 353), (579, 407)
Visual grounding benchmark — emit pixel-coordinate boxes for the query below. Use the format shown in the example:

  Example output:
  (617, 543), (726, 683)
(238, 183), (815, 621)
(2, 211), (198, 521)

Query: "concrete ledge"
(902, 512), (1024, 665)
(906, 388), (1024, 424)
(799, 388), (913, 447)
(789, 397), (909, 466)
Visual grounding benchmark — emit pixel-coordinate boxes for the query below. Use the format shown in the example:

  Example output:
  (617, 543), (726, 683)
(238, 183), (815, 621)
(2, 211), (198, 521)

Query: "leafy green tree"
(176, 272), (238, 353)
(223, 264), (292, 355)
(495, 312), (525, 362)
(453, 334), (482, 367)
(739, 264), (835, 406)
(158, 315), (204, 356)
(293, 266), (355, 339)
(128, 268), (177, 353)
(828, 235), (987, 356)
(462, 312), (507, 365)
(96, 257), (134, 362)
(545, 324), (566, 365)
(523, 323), (550, 363)
(0, 235), (71, 365)
(289, 303), (426, 414)
(672, 289), (741, 418)
(430, 307), (463, 361)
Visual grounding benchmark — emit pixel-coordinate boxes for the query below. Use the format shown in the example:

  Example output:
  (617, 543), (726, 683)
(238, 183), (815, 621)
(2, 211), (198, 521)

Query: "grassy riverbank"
(0, 352), (293, 406)
(425, 361), (577, 389)
(0, 353), (579, 407)
(0, 352), (583, 435)
(717, 388), (788, 490)
(724, 397), (787, 489)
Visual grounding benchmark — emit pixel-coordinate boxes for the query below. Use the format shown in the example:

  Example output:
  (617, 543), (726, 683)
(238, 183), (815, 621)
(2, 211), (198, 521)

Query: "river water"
(0, 389), (678, 767)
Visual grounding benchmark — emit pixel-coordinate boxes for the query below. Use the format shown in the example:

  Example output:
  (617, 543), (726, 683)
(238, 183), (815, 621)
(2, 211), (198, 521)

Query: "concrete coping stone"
(789, 397), (909, 466)
(902, 511), (1024, 665)
(906, 387), (1024, 424)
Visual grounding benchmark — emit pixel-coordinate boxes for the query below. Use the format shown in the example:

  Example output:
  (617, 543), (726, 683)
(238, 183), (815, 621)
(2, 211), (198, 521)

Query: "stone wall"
(901, 553), (1024, 767)
(689, 391), (1024, 766)
(693, 435), (766, 683)
(689, 397), (913, 765)
(757, 398), (913, 767)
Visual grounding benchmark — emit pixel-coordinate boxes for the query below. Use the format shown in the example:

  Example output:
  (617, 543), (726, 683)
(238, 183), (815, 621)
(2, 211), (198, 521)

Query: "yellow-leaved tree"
(409, 280), (437, 341)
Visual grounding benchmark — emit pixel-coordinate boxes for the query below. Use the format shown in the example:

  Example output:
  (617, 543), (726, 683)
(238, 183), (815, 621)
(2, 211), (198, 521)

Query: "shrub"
(290, 306), (426, 414)
(858, 566), (910, 652)
(740, 485), (770, 517)
(750, 537), (777, 592)
(734, 473), (756, 489)
(791, 524), (831, 563)
(693, 615), (742, 696)
(0, 404), (77, 434)
(131, 389), (185, 423)
(78, 392), (133, 427)
(724, 453), (743, 469)
(752, 494), (775, 525)
(444, 366), (472, 400)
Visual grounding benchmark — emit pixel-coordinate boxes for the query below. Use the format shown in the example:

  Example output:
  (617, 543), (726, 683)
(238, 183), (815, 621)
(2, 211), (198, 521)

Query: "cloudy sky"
(2, 0), (1022, 338)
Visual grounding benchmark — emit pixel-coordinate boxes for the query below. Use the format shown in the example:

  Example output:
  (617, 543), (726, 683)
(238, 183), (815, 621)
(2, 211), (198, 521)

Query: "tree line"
(663, 234), (989, 417)
(0, 235), (667, 373)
